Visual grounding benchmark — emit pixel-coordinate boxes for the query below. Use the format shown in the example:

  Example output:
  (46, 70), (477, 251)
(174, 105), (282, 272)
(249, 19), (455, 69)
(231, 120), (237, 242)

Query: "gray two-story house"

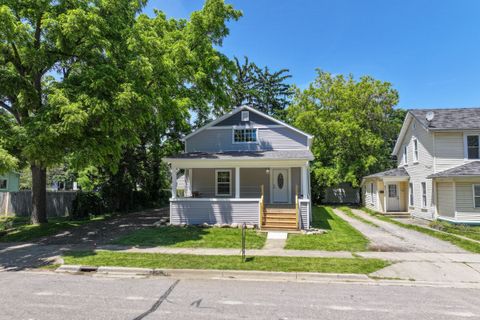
(363, 108), (480, 224)
(164, 106), (314, 230)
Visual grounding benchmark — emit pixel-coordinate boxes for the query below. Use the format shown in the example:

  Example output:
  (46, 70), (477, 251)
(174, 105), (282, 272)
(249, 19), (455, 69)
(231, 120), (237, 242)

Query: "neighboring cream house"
(362, 108), (480, 224)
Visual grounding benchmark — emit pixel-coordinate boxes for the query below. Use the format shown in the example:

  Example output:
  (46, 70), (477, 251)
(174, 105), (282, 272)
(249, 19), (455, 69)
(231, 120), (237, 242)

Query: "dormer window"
(241, 111), (249, 122)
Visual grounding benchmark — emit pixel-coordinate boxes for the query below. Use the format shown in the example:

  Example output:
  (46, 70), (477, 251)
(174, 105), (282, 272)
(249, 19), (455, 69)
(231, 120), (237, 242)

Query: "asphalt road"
(1, 272), (479, 320)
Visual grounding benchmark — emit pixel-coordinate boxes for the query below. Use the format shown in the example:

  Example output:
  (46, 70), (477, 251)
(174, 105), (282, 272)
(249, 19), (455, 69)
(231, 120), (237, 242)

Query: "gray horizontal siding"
(299, 200), (310, 229)
(186, 127), (308, 152)
(170, 200), (260, 225)
(214, 111), (276, 126)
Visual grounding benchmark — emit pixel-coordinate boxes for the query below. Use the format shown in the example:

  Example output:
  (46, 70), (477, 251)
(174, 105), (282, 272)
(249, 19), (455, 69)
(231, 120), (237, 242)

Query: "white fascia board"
(163, 158), (309, 169)
(392, 113), (414, 156)
(182, 105), (313, 141)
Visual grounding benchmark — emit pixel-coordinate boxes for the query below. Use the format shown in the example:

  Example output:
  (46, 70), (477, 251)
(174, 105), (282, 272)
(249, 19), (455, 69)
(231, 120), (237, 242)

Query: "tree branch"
(0, 100), (21, 124)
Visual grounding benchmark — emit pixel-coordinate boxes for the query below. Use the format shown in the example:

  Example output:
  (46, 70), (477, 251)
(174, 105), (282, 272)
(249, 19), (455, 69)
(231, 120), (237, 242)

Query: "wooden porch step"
(264, 212), (296, 218)
(264, 208), (296, 214)
(264, 217), (296, 222)
(262, 223), (298, 230)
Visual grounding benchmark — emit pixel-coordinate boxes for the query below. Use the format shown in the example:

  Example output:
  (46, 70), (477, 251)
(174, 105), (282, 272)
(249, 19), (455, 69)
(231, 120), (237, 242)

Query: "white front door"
(272, 169), (289, 203)
(386, 183), (400, 212)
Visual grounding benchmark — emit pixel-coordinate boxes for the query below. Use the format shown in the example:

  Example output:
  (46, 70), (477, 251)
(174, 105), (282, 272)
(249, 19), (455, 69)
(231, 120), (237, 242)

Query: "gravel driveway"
(333, 208), (466, 253)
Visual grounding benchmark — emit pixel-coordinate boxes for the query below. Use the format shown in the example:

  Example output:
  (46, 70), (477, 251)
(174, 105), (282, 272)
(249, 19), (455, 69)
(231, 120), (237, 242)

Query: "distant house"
(0, 171), (20, 192)
(362, 108), (480, 224)
(163, 106), (314, 230)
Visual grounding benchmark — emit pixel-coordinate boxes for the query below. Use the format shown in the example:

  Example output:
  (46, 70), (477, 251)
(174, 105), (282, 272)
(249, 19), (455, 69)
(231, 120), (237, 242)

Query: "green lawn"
(63, 250), (389, 274)
(115, 225), (267, 249)
(0, 215), (108, 242)
(430, 220), (480, 242)
(284, 206), (369, 251)
(361, 207), (480, 253)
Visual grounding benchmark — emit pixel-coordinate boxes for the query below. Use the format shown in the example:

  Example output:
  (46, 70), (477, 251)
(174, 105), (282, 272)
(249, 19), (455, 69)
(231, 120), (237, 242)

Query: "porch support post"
(171, 166), (178, 199)
(235, 167), (240, 198)
(301, 163), (308, 199)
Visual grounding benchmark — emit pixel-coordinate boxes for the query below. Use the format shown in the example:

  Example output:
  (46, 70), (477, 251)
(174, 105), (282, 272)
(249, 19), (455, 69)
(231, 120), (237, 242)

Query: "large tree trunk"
(31, 164), (47, 224)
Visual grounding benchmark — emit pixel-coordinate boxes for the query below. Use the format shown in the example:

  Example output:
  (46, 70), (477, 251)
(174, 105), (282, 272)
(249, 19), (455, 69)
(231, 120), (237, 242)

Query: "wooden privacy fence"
(0, 191), (77, 218)
(322, 183), (360, 205)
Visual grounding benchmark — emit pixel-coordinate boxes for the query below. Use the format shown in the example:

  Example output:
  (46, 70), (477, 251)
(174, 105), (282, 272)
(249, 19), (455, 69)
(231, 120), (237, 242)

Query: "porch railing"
(295, 184), (299, 229)
(259, 184), (265, 226)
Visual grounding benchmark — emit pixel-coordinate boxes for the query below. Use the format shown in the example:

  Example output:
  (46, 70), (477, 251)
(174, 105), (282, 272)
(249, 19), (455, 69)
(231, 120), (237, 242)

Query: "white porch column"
(171, 167), (178, 199)
(187, 168), (193, 197)
(235, 167), (240, 198)
(301, 164), (308, 199)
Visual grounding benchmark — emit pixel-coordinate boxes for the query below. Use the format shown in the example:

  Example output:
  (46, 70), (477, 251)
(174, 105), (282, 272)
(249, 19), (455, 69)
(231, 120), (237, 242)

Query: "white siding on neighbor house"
(395, 118), (435, 219)
(454, 182), (480, 223)
(362, 179), (379, 211)
(436, 182), (455, 218)
(186, 127), (308, 152)
(170, 199), (260, 225)
(434, 132), (465, 173)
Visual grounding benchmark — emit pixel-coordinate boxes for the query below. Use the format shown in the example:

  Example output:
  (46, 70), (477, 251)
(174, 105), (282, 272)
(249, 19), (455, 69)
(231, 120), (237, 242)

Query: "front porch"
(166, 158), (311, 230)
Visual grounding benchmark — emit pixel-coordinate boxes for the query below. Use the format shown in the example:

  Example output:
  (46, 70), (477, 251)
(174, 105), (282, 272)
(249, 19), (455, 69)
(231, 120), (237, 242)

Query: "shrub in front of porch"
(114, 225), (266, 249)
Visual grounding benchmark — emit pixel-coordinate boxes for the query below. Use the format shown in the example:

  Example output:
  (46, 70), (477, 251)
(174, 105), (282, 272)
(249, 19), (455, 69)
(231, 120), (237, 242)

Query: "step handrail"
(295, 184), (299, 229)
(259, 184), (264, 228)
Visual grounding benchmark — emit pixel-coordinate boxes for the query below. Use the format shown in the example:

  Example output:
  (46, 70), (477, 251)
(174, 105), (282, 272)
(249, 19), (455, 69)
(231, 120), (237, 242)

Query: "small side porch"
(362, 167), (410, 217)
(164, 156), (312, 230)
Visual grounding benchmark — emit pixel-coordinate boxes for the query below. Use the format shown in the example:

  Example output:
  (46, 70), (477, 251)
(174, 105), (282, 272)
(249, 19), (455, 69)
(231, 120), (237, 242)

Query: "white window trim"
(473, 184), (480, 208)
(0, 178), (7, 190)
(232, 127), (259, 144)
(215, 169), (232, 197)
(421, 182), (427, 208)
(241, 111), (249, 122)
(412, 138), (419, 163)
(403, 145), (408, 165)
(464, 134), (480, 160)
(409, 183), (414, 206)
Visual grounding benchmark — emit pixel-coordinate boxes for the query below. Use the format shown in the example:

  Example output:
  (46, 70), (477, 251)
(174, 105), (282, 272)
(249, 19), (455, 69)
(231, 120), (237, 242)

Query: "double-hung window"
(421, 182), (427, 208)
(233, 128), (257, 143)
(409, 183), (414, 206)
(474, 185), (480, 208)
(215, 170), (231, 196)
(467, 135), (480, 159)
(413, 138), (419, 162)
(403, 145), (408, 165)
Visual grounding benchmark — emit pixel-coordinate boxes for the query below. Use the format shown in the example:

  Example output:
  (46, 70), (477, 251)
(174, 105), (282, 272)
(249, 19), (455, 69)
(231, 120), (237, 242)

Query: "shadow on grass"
(311, 206), (333, 230)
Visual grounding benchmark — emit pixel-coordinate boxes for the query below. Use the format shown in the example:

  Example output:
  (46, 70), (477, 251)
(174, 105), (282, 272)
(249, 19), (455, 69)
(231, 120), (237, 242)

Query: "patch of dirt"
(38, 208), (169, 247)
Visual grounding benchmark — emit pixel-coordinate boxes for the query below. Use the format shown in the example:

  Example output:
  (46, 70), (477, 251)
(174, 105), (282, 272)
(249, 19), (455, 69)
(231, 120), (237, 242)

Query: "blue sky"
(144, 0), (480, 109)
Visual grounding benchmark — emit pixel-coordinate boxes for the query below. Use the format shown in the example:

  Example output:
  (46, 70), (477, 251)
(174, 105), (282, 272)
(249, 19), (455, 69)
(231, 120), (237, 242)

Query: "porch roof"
(428, 161), (480, 178)
(364, 166), (409, 179)
(164, 150), (314, 161)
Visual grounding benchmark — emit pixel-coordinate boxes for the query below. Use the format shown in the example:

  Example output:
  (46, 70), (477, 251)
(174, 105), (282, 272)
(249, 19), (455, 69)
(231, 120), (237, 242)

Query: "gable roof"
(427, 161), (480, 178)
(409, 108), (480, 131)
(183, 106), (313, 141)
(392, 107), (480, 156)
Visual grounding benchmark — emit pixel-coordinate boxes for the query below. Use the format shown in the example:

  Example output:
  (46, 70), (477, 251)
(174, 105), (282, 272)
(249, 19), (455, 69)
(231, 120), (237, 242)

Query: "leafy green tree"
(217, 56), (293, 118)
(0, 0), (241, 223)
(288, 70), (405, 196)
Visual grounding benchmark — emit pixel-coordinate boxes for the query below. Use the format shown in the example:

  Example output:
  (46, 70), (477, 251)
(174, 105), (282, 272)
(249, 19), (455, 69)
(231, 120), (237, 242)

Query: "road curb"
(55, 264), (369, 281)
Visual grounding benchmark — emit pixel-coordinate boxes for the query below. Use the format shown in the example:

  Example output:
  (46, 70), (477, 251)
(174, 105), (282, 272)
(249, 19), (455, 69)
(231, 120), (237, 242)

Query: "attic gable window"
(467, 135), (479, 159)
(233, 128), (257, 143)
(241, 111), (249, 122)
